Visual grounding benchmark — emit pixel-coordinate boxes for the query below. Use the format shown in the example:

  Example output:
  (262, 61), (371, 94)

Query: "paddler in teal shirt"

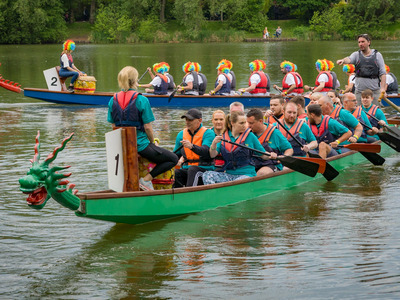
(361, 89), (388, 140)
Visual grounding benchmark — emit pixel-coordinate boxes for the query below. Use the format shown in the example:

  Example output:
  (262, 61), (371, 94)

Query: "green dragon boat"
(18, 130), (397, 225)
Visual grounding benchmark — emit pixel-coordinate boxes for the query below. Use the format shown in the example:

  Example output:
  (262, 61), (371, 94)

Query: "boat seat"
(55, 66), (67, 91)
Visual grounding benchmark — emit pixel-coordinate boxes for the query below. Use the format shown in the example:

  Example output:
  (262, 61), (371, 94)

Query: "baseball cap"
(181, 108), (202, 120)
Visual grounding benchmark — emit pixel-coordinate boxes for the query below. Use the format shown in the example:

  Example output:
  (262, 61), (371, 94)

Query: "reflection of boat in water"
(19, 129), (396, 226)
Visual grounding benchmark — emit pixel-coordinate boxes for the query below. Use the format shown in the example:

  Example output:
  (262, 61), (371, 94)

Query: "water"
(1, 41), (400, 299)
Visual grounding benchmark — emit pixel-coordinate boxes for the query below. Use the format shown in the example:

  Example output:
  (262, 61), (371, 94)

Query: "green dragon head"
(19, 131), (79, 210)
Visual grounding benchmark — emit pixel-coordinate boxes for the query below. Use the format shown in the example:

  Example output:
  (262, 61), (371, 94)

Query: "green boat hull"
(76, 143), (395, 225)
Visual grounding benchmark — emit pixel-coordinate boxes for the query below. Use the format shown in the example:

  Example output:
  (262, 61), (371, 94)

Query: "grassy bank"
(67, 19), (400, 43)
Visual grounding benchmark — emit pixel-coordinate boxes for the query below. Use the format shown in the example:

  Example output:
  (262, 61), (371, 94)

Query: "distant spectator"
(263, 27), (269, 39)
(274, 26), (282, 38)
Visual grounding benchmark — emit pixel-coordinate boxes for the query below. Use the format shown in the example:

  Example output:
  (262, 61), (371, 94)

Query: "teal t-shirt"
(311, 116), (350, 151)
(351, 109), (373, 143)
(173, 124), (216, 170)
(215, 130), (265, 176)
(338, 108), (359, 129)
(362, 104), (387, 124)
(107, 92), (155, 152)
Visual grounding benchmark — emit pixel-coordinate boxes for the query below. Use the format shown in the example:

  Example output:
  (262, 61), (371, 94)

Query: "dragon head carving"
(19, 131), (80, 210)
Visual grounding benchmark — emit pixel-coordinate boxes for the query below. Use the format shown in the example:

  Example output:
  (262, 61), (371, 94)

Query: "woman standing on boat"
(59, 40), (85, 92)
(203, 111), (270, 185)
(107, 66), (178, 191)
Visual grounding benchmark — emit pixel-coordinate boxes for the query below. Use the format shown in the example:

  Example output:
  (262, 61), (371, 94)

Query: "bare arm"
(144, 123), (154, 143)
(336, 57), (351, 65)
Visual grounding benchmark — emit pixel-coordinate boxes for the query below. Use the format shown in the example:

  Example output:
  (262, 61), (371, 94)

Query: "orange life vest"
(315, 71), (333, 92)
(249, 71), (268, 94)
(182, 126), (207, 166)
(282, 72), (304, 94)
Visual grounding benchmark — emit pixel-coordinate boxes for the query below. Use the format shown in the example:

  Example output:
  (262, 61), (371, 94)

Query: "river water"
(1, 41), (400, 299)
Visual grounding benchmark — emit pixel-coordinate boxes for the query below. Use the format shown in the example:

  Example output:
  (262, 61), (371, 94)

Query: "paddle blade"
(343, 143), (381, 153)
(378, 132), (400, 152)
(279, 156), (319, 177)
(359, 151), (385, 166)
(384, 125), (400, 137)
(167, 90), (177, 103)
(297, 157), (326, 174)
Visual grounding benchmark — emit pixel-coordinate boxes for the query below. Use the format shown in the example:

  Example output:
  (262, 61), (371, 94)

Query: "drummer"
(59, 40), (86, 93)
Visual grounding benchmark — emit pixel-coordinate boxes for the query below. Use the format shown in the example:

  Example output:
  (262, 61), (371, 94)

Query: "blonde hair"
(212, 109), (225, 120)
(118, 66), (139, 91)
(225, 111), (244, 132)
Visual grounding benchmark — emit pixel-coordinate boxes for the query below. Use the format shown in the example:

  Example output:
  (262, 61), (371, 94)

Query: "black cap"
(181, 108), (202, 120)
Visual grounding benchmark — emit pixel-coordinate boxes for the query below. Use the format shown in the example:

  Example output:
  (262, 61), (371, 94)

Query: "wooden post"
(120, 127), (140, 191)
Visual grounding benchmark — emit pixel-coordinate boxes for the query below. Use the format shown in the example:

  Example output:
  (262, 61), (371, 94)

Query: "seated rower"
(177, 62), (205, 96)
(273, 60), (304, 97)
(264, 95), (284, 124)
(307, 104), (352, 159)
(317, 94), (363, 147)
(340, 64), (356, 94)
(217, 59), (236, 94)
(203, 111), (272, 184)
(211, 110), (226, 170)
(138, 62), (169, 95)
(163, 62), (176, 93)
(275, 102), (317, 157)
(304, 59), (334, 94)
(289, 96), (307, 119)
(59, 40), (86, 92)
(173, 109), (216, 188)
(342, 92), (379, 143)
(325, 59), (340, 90)
(209, 61), (232, 96)
(327, 90), (342, 106)
(361, 89), (388, 131)
(238, 59), (270, 96)
(229, 101), (245, 113)
(385, 64), (398, 96)
(247, 108), (293, 175)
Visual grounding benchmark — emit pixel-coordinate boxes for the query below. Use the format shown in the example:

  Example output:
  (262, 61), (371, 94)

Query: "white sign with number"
(105, 129), (125, 192)
(43, 67), (62, 91)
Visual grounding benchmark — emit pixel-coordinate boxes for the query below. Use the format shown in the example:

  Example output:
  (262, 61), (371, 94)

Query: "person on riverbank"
(264, 95), (284, 124)
(273, 60), (304, 96)
(138, 62), (170, 95)
(238, 60), (270, 96)
(275, 102), (317, 157)
(307, 104), (352, 159)
(107, 66), (178, 191)
(59, 40), (85, 92)
(336, 33), (386, 105)
(341, 64), (356, 94)
(247, 108), (293, 175)
(263, 27), (269, 39)
(385, 65), (398, 96)
(203, 111), (271, 184)
(304, 59), (334, 94)
(173, 109), (215, 188)
(274, 26), (282, 38)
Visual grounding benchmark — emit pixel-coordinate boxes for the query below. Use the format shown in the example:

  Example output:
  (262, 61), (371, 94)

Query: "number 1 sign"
(105, 128), (125, 192)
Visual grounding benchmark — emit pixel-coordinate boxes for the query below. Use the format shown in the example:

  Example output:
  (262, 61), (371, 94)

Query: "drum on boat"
(74, 75), (96, 94)
(138, 156), (174, 190)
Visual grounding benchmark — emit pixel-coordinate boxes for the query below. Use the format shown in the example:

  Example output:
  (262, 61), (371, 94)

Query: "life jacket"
(282, 72), (304, 94)
(265, 114), (283, 124)
(111, 91), (144, 130)
(220, 128), (253, 170)
(211, 127), (225, 167)
(308, 116), (337, 144)
(153, 74), (169, 95)
(331, 71), (338, 90)
(249, 71), (268, 94)
(181, 126), (213, 167)
(351, 106), (368, 139)
(253, 125), (279, 168)
(298, 113), (307, 119)
(198, 73), (207, 95)
(230, 71), (237, 90)
(315, 71), (333, 92)
(60, 53), (73, 69)
(387, 72), (398, 94)
(355, 50), (380, 79)
(277, 119), (307, 156)
(166, 73), (175, 91)
(215, 73), (231, 94)
(366, 105), (381, 128)
(183, 71), (199, 92)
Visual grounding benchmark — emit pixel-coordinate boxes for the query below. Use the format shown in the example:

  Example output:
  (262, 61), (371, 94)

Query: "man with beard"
(264, 95), (284, 124)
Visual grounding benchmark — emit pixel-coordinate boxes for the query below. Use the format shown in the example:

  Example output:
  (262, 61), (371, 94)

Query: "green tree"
(228, 0), (268, 33)
(309, 5), (344, 40)
(173, 0), (205, 31)
(273, 0), (341, 21)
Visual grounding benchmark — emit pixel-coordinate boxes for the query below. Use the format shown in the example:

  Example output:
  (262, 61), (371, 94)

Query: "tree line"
(0, 0), (398, 44)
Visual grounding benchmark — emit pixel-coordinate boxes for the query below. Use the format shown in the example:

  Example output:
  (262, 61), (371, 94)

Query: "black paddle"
(359, 120), (400, 152)
(138, 68), (149, 83)
(168, 80), (185, 103)
(221, 138), (320, 178)
(272, 116), (339, 181)
(364, 110), (400, 137)
(337, 142), (385, 166)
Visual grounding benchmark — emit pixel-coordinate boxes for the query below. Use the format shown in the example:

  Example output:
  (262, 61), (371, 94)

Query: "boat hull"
(76, 143), (395, 225)
(21, 88), (400, 108)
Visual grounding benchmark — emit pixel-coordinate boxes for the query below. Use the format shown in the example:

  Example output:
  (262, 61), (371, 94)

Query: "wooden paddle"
(338, 143), (385, 165)
(359, 120), (400, 152)
(168, 80), (185, 103)
(221, 138), (320, 177)
(272, 116), (339, 181)
(380, 94), (400, 113)
(364, 110), (400, 137)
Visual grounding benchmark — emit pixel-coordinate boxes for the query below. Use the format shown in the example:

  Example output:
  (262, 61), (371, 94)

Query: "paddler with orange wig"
(340, 64), (356, 94)
(138, 62), (170, 95)
(238, 59), (270, 95)
(304, 59), (334, 94)
(209, 59), (233, 96)
(273, 60), (303, 96)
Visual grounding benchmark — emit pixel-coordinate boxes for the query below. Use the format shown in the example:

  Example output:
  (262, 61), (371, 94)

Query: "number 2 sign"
(43, 67), (62, 91)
